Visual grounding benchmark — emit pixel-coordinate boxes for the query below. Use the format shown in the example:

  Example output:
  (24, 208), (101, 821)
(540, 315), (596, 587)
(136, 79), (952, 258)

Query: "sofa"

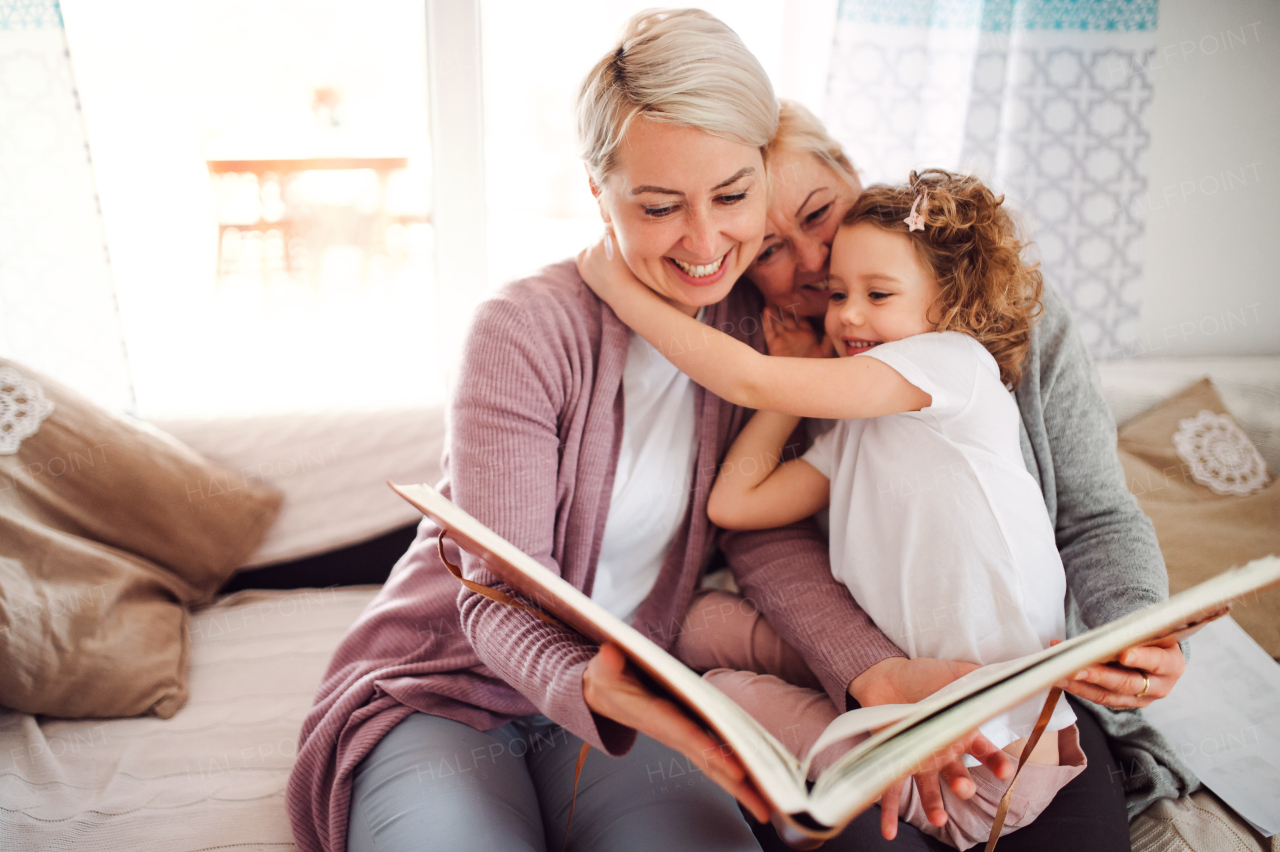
(0, 356), (1276, 851)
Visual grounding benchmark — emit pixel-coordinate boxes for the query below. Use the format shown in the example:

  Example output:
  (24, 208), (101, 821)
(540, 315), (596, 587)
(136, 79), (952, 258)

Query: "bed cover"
(0, 587), (379, 851)
(1, 357), (1276, 851)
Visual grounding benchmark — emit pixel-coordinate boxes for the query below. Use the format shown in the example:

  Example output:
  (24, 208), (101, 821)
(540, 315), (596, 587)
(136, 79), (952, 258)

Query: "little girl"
(580, 170), (1086, 850)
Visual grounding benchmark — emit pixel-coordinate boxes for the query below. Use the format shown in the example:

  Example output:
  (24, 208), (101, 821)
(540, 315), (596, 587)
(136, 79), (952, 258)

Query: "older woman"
(285, 12), (1009, 852)
(711, 101), (1192, 851)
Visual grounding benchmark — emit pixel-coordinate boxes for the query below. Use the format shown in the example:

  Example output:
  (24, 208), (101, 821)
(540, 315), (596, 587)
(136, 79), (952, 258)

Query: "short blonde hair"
(577, 8), (778, 184)
(769, 99), (860, 191)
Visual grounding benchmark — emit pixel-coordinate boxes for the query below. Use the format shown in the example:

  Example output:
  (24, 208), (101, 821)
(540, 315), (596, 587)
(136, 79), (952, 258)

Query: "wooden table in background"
(206, 156), (412, 275)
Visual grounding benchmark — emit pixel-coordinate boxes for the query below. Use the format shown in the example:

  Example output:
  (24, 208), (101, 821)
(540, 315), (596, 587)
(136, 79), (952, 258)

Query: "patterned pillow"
(1117, 378), (1279, 657)
(0, 360), (282, 717)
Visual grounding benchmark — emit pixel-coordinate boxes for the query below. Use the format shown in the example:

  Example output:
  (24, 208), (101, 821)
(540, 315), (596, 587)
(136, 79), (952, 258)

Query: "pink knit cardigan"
(285, 260), (902, 852)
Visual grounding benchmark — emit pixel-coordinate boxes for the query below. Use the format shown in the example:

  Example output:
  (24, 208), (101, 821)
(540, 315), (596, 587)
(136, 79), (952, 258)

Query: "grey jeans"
(347, 711), (762, 852)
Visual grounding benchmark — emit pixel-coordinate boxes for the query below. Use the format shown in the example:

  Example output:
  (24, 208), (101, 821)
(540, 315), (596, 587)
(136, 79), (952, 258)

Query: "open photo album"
(390, 481), (1280, 841)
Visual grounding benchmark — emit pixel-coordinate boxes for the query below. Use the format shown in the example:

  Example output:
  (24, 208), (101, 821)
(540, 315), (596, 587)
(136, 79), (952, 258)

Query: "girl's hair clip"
(904, 189), (928, 232)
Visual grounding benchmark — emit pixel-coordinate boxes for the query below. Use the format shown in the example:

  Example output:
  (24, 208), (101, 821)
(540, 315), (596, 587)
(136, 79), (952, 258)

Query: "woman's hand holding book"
(1055, 634), (1188, 709)
(583, 642), (772, 823)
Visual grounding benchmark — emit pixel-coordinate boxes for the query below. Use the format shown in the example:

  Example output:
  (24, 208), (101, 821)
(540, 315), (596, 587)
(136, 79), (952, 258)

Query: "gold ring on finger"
(1135, 673), (1150, 699)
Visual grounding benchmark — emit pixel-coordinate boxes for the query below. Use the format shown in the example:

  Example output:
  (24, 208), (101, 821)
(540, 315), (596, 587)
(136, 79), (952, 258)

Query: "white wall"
(1138, 0), (1279, 357)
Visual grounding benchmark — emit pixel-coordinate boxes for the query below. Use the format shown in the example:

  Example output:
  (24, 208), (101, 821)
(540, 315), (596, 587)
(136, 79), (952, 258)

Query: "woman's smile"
(666, 249), (732, 286)
(595, 120), (766, 312)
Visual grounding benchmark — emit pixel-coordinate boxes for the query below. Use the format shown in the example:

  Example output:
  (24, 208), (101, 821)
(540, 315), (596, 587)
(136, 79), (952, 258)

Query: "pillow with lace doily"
(0, 359), (282, 718)
(1117, 378), (1279, 657)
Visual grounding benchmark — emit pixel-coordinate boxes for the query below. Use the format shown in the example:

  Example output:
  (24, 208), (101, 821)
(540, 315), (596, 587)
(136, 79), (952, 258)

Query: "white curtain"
(823, 0), (1159, 358)
(0, 0), (134, 411)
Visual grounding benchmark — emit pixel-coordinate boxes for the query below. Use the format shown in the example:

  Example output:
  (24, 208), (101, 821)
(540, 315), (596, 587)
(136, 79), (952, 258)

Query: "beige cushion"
(1131, 789), (1278, 852)
(0, 360), (282, 718)
(1, 359), (282, 590)
(1117, 378), (1280, 656)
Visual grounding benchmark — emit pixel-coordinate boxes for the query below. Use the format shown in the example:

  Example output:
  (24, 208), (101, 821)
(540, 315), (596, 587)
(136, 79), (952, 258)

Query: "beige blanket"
(0, 587), (378, 850)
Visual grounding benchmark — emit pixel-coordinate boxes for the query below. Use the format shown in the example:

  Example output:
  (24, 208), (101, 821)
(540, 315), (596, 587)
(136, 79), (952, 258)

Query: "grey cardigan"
(1012, 284), (1195, 815)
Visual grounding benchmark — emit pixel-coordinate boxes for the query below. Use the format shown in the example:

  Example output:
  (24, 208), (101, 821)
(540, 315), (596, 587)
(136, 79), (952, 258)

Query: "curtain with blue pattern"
(824, 0), (1159, 358)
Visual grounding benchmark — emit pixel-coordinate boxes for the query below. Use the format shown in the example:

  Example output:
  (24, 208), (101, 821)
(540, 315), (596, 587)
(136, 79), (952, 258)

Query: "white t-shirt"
(801, 331), (1075, 747)
(591, 313), (701, 624)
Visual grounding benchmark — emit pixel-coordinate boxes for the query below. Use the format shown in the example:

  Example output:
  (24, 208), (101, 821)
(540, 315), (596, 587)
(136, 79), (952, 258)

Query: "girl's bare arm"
(578, 237), (929, 419)
(707, 409), (830, 529)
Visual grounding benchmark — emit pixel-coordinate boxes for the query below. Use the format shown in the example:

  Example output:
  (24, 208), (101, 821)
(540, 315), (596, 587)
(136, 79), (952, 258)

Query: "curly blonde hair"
(844, 169), (1043, 388)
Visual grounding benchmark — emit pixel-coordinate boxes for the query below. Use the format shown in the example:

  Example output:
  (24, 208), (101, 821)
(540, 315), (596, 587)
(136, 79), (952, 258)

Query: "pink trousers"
(673, 590), (1087, 851)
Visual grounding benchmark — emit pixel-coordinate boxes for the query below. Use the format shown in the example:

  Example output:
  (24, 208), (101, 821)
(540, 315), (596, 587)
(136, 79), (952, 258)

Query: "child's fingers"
(879, 780), (903, 839)
(938, 758), (975, 799)
(576, 235), (616, 291)
(915, 771), (948, 826)
(762, 312), (783, 354)
(961, 731), (1014, 781)
(762, 308), (782, 340)
(762, 307), (779, 335)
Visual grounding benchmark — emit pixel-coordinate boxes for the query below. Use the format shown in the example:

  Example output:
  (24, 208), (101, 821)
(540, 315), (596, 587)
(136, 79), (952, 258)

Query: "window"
(50, 0), (816, 416)
(62, 0), (438, 416)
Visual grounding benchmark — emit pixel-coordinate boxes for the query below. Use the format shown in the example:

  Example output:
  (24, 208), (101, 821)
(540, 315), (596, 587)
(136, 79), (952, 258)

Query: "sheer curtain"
(1, 0), (1164, 417)
(0, 0), (135, 411)
(823, 0), (1159, 358)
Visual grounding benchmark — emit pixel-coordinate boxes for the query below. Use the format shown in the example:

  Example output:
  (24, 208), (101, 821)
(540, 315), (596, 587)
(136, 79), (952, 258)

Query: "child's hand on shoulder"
(577, 231), (644, 305)
(763, 307), (834, 359)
